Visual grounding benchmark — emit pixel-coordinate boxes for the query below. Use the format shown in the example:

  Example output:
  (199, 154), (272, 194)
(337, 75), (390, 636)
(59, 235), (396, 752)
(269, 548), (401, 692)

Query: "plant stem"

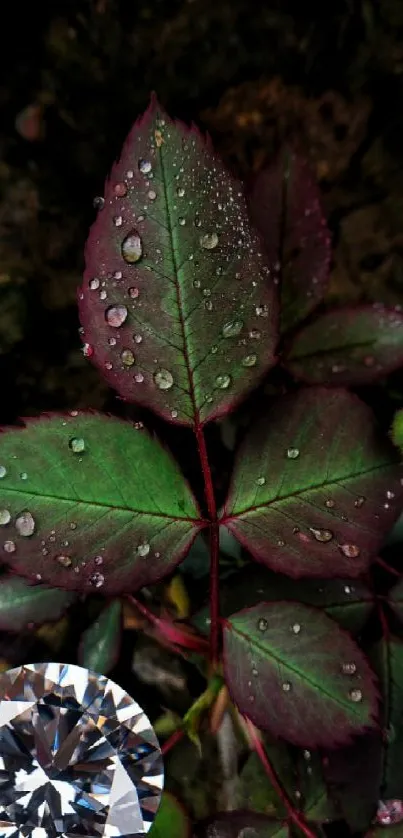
(245, 718), (318, 838)
(127, 596), (209, 655)
(376, 557), (403, 577)
(195, 424), (220, 666)
(161, 729), (184, 756)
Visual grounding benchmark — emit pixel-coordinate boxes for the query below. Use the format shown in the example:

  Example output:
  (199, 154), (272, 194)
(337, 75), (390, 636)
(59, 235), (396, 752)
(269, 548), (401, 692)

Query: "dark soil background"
(1, 0), (403, 825)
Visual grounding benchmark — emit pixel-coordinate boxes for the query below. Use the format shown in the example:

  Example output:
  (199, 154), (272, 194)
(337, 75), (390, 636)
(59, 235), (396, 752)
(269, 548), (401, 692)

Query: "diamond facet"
(0, 663), (164, 838)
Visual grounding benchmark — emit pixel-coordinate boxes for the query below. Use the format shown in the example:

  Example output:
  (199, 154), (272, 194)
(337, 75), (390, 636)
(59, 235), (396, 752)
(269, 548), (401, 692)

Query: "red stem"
(161, 729), (184, 756)
(195, 424), (220, 665)
(376, 557), (403, 577)
(127, 596), (209, 655)
(245, 718), (317, 838)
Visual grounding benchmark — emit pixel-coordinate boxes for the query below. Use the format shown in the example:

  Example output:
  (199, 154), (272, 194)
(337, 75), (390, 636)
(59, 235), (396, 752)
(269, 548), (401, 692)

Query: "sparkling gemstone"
(0, 663), (164, 838)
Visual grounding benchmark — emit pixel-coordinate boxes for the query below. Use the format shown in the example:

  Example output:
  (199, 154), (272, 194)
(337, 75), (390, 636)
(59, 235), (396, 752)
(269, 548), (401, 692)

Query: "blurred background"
(1, 0), (403, 426)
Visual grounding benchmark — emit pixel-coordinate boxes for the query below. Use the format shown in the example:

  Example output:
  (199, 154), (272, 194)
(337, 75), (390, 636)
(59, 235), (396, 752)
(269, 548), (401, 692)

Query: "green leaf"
(371, 635), (403, 799)
(238, 746), (293, 818)
(247, 148), (331, 333)
(79, 599), (122, 674)
(197, 812), (290, 838)
(223, 388), (403, 577)
(391, 408), (403, 455)
(284, 306), (403, 385)
(294, 750), (338, 824)
(367, 825), (403, 838)
(0, 413), (202, 593)
(149, 792), (191, 838)
(0, 574), (75, 631)
(321, 730), (382, 833)
(79, 96), (278, 427)
(223, 601), (379, 748)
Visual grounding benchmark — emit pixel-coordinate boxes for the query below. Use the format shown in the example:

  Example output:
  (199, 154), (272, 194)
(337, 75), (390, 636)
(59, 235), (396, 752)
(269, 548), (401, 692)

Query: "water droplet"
(4, 540), (16, 553)
(128, 287), (139, 299)
(15, 511), (35, 537)
(339, 543), (360, 559)
(113, 215), (123, 228)
(108, 337), (117, 346)
(134, 372), (144, 383)
(148, 190), (157, 201)
(83, 343), (93, 358)
(256, 476), (266, 486)
(89, 278), (100, 291)
(113, 270), (123, 280)
(376, 800), (403, 827)
(200, 232), (219, 250)
(205, 300), (213, 311)
(282, 681), (292, 692)
(137, 542), (150, 557)
(134, 334), (143, 344)
(93, 196), (105, 210)
(0, 510), (11, 525)
(349, 687), (362, 702)
(287, 447), (300, 459)
(138, 159), (152, 174)
(325, 499), (335, 508)
(69, 437), (85, 454)
(121, 349), (135, 367)
(242, 354), (257, 368)
(154, 368), (174, 390)
(303, 750), (311, 760)
(215, 374), (231, 389)
(89, 572), (105, 588)
(105, 304), (128, 328)
(292, 623), (301, 634)
(222, 320), (243, 338)
(0, 467), (6, 479)
(114, 182), (127, 197)
(354, 496), (365, 508)
(178, 217), (186, 226)
(56, 554), (72, 568)
(258, 618), (268, 632)
(94, 555), (103, 565)
(255, 304), (269, 317)
(171, 409), (178, 419)
(387, 490), (395, 500)
(309, 527), (333, 543)
(177, 187), (185, 197)
(121, 230), (143, 264)
(20, 473), (28, 481)
(344, 585), (352, 594)
(100, 289), (107, 300)
(341, 662), (357, 675)
(249, 329), (261, 340)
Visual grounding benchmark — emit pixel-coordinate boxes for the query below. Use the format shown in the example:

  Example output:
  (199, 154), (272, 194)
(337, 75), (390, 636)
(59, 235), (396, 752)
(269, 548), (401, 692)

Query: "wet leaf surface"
(371, 636), (403, 800)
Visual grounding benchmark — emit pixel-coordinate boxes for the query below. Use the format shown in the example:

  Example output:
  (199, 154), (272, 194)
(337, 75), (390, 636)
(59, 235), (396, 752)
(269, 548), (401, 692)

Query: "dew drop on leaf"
(349, 687), (362, 702)
(4, 540), (16, 553)
(94, 555), (103, 565)
(113, 215), (123, 228)
(121, 349), (135, 367)
(90, 572), (105, 588)
(257, 617), (268, 632)
(255, 304), (269, 317)
(20, 473), (28, 480)
(354, 496), (366, 508)
(0, 510), (10, 525)
(303, 749), (311, 761)
(148, 190), (157, 201)
(282, 681), (292, 692)
(325, 499), (335, 508)
(93, 196), (105, 210)
(128, 287), (139, 299)
(153, 368), (174, 390)
(134, 334), (143, 344)
(256, 476), (266, 486)
(376, 800), (403, 827)
(69, 437), (85, 454)
(222, 320), (243, 338)
(138, 159), (152, 174)
(55, 555), (72, 568)
(15, 511), (35, 537)
(89, 278), (100, 291)
(83, 343), (93, 358)
(134, 372), (144, 383)
(121, 231), (143, 264)
(114, 182), (127, 197)
(341, 662), (357, 675)
(177, 187), (185, 197)
(0, 466), (6, 479)
(309, 527), (333, 543)
(200, 232), (219, 250)
(105, 304), (128, 328)
(242, 354), (257, 368)
(291, 623), (301, 634)
(386, 490), (395, 500)
(344, 585), (352, 594)
(215, 374), (231, 389)
(339, 543), (360, 558)
(249, 329), (261, 340)
(286, 447), (300, 459)
(137, 541), (150, 557)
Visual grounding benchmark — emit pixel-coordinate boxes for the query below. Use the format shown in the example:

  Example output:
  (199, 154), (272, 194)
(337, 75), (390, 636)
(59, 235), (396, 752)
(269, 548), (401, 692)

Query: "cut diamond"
(0, 663), (164, 838)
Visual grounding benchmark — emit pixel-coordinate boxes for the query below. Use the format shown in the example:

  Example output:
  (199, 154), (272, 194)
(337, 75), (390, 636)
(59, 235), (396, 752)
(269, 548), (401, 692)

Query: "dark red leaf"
(223, 389), (403, 578)
(196, 811), (289, 838)
(284, 306), (403, 385)
(79, 96), (278, 427)
(247, 148), (331, 333)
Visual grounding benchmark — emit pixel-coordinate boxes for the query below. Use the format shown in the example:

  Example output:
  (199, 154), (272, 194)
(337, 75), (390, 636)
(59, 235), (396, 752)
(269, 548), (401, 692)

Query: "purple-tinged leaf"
(79, 599), (122, 674)
(79, 96), (278, 427)
(223, 601), (379, 748)
(149, 792), (191, 838)
(223, 389), (403, 578)
(196, 811), (289, 838)
(0, 413), (202, 593)
(322, 730), (382, 833)
(247, 149), (331, 334)
(284, 306), (403, 385)
(0, 575), (75, 631)
(388, 579), (403, 623)
(371, 636), (403, 800)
